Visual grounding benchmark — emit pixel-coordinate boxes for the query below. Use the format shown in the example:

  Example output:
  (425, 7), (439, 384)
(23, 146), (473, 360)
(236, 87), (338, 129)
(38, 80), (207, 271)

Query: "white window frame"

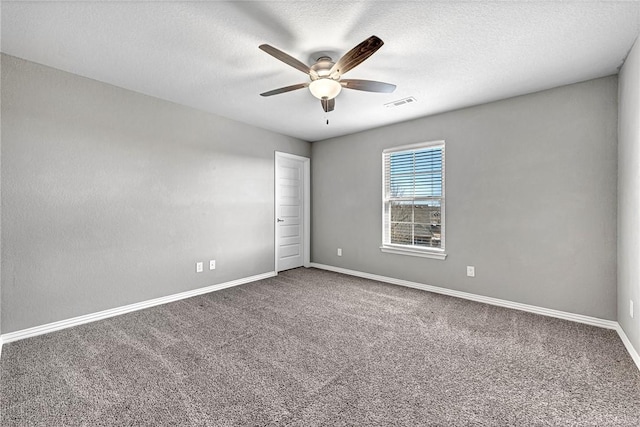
(381, 140), (446, 260)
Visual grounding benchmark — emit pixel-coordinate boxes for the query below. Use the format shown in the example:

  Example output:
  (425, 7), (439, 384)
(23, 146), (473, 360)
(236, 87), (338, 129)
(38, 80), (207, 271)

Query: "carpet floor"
(1, 267), (640, 426)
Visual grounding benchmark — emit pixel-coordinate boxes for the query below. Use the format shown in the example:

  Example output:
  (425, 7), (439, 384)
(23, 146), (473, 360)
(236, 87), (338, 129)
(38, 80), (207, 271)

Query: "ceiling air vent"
(385, 96), (417, 108)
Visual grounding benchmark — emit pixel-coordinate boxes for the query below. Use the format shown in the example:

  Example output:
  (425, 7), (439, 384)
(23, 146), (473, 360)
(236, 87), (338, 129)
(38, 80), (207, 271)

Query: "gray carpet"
(1, 267), (640, 426)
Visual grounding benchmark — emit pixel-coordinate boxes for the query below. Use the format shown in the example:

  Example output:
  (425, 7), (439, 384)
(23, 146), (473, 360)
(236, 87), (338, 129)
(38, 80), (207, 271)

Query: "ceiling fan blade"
(340, 79), (396, 93)
(260, 83), (309, 97)
(329, 35), (384, 77)
(259, 44), (318, 78)
(321, 98), (335, 113)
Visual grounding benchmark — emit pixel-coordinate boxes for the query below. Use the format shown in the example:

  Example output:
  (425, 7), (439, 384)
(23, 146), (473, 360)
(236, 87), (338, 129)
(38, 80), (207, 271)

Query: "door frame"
(274, 151), (310, 272)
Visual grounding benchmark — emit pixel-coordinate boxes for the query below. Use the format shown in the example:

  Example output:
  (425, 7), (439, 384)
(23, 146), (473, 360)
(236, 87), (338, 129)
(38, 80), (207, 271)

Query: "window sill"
(380, 245), (447, 260)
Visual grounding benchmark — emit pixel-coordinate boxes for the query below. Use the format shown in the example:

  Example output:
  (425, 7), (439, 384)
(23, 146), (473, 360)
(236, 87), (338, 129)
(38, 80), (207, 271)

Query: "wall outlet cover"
(210, 260), (216, 270)
(196, 262), (203, 273)
(337, 248), (342, 257)
(466, 266), (475, 277)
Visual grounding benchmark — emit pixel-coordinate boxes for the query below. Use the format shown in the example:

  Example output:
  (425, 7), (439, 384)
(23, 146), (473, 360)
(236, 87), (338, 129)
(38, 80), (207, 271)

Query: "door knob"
(277, 218), (284, 223)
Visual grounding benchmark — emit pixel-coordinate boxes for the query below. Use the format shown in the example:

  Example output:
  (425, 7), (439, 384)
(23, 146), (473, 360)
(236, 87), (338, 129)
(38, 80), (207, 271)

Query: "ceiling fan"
(259, 35), (396, 113)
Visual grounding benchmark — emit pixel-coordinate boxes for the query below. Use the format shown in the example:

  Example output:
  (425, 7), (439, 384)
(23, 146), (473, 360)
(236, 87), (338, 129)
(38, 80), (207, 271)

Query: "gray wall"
(1, 54), (310, 333)
(618, 38), (640, 354)
(312, 76), (618, 320)
(0, 53), (2, 337)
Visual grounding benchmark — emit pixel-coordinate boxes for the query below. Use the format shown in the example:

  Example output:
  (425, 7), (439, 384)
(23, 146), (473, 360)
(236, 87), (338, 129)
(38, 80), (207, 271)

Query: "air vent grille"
(385, 96), (417, 108)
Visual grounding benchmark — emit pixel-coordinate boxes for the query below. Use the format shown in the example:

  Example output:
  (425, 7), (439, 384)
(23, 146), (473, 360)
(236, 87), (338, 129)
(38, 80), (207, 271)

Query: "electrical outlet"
(210, 260), (216, 270)
(631, 300), (634, 319)
(196, 262), (203, 273)
(337, 248), (342, 256)
(466, 266), (475, 277)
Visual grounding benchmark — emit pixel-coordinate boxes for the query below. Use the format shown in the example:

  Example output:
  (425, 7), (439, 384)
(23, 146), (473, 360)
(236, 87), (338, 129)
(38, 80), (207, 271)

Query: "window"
(381, 141), (446, 259)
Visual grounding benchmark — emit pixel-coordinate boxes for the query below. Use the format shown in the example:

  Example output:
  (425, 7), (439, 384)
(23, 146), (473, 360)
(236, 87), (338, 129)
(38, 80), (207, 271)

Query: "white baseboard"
(616, 324), (640, 372)
(310, 263), (617, 329)
(310, 263), (640, 372)
(2, 265), (639, 374)
(0, 271), (276, 346)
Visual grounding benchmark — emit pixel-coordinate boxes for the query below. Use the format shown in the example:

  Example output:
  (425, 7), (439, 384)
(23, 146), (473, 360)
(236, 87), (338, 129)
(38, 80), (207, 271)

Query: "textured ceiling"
(2, 1), (640, 142)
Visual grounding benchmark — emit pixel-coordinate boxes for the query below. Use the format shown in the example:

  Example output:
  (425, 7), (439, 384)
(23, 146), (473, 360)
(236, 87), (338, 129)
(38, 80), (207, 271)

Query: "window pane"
(389, 147), (443, 199)
(414, 200), (441, 224)
(414, 223), (441, 248)
(414, 148), (442, 172)
(390, 201), (413, 222)
(390, 152), (413, 173)
(390, 222), (412, 245)
(414, 172), (442, 197)
(413, 224), (432, 247)
(390, 175), (414, 197)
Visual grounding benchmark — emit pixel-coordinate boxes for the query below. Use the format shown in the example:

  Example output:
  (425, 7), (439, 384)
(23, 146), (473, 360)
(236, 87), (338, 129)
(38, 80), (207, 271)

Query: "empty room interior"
(2, 1), (640, 425)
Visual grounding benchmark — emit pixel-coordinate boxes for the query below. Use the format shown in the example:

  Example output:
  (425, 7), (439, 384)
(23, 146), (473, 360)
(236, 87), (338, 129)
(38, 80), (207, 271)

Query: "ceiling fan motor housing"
(310, 57), (335, 79)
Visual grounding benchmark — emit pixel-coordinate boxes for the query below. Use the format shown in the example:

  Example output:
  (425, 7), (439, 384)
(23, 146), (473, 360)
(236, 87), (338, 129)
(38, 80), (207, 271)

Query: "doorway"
(275, 152), (310, 272)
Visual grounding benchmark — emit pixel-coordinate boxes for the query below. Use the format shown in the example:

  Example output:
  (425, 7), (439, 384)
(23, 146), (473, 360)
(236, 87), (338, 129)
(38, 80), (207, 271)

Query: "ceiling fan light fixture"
(309, 78), (342, 100)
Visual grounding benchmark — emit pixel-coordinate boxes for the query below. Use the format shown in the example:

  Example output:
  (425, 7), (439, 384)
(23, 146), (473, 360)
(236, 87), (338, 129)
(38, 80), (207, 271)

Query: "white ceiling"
(2, 1), (640, 142)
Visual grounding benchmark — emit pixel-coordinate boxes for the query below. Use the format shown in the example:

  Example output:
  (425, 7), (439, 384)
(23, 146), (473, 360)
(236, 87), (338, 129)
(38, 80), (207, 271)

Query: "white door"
(275, 152), (309, 272)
